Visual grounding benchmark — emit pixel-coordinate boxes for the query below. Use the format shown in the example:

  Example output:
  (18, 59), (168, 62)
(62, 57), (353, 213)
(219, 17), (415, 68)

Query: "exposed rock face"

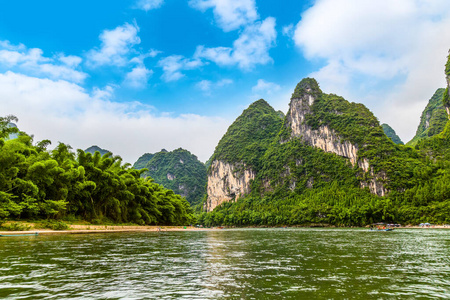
(360, 171), (387, 197)
(285, 85), (362, 168)
(285, 80), (386, 196)
(205, 160), (255, 212)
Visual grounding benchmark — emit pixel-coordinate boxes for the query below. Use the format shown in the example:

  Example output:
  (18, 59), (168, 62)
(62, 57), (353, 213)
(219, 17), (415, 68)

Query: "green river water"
(0, 228), (449, 299)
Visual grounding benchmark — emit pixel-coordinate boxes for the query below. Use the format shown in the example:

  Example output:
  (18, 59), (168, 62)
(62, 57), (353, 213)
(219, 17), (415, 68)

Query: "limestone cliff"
(204, 99), (283, 212)
(285, 79), (359, 166)
(283, 78), (385, 196)
(205, 160), (255, 211)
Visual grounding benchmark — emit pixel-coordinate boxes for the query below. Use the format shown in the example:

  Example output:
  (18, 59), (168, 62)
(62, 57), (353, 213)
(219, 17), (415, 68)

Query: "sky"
(1, 0), (450, 163)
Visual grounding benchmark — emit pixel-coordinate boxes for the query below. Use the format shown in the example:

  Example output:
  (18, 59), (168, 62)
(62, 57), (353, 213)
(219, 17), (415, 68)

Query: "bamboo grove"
(0, 115), (194, 225)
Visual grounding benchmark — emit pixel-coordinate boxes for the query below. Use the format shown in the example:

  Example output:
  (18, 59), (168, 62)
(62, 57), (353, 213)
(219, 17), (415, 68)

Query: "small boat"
(370, 227), (393, 231)
(369, 223), (394, 231)
(0, 232), (39, 237)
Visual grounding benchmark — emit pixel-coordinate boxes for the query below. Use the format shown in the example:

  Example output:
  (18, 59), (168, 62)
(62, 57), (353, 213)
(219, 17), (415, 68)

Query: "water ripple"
(0, 229), (449, 299)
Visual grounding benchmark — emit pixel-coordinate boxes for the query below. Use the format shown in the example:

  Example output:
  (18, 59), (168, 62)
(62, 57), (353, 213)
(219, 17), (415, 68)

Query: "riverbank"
(2, 224), (449, 236)
(0, 224), (215, 236)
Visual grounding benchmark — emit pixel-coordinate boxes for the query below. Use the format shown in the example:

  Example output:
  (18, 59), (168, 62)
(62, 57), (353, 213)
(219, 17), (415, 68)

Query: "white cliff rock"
(285, 86), (386, 196)
(205, 160), (255, 212)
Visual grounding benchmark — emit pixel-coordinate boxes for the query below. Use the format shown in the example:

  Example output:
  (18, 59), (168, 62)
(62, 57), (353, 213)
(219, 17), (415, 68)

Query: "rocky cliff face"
(204, 160), (255, 211)
(285, 80), (360, 166)
(204, 99), (283, 212)
(283, 79), (387, 196)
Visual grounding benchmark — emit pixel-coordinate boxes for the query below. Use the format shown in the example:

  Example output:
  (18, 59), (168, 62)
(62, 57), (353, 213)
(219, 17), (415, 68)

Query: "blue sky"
(1, 0), (450, 163)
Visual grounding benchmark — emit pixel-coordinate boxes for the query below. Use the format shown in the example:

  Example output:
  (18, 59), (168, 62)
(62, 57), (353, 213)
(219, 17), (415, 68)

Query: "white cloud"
(294, 0), (450, 142)
(124, 65), (153, 88)
(282, 24), (294, 38)
(135, 0), (164, 11)
(196, 80), (212, 92)
(129, 49), (161, 65)
(157, 55), (203, 82)
(0, 40), (26, 51)
(195, 17), (276, 70)
(252, 79), (280, 94)
(0, 41), (87, 83)
(0, 71), (229, 163)
(87, 22), (141, 67)
(195, 78), (233, 94)
(189, 0), (258, 31)
(57, 54), (82, 67)
(217, 78), (233, 86)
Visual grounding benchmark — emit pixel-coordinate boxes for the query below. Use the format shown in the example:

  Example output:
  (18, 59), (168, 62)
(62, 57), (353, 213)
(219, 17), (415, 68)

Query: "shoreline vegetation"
(1, 222), (449, 236)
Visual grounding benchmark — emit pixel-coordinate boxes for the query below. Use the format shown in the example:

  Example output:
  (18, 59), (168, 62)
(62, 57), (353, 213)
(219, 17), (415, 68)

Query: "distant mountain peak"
(85, 145), (111, 156)
(381, 124), (404, 145)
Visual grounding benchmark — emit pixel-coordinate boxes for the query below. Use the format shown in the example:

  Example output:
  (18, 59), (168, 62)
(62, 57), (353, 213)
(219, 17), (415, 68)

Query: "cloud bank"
(0, 71), (229, 163)
(294, 0), (450, 142)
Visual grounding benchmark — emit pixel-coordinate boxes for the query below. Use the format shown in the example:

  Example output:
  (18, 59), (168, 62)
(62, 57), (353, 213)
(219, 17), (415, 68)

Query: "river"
(1, 228), (449, 299)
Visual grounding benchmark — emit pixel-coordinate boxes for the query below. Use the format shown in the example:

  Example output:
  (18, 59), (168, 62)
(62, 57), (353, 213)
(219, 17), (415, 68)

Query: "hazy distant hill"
(85, 145), (111, 156)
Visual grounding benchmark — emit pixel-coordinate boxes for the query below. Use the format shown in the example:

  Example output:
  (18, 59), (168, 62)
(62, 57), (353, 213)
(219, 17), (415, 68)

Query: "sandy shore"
(2, 224), (449, 236)
(0, 225), (214, 235)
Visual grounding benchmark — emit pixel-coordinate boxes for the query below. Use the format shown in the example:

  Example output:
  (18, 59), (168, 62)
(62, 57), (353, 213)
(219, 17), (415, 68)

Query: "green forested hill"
(381, 124), (404, 144)
(407, 88), (447, 146)
(133, 153), (155, 170)
(136, 148), (207, 206)
(211, 99), (283, 169)
(0, 119), (194, 225)
(199, 73), (450, 227)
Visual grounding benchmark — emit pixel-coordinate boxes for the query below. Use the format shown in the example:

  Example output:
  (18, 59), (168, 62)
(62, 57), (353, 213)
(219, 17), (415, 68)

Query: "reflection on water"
(0, 228), (449, 299)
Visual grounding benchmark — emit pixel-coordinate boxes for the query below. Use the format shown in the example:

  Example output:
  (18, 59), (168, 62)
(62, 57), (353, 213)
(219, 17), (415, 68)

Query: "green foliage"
(133, 153), (154, 170)
(0, 222), (31, 231)
(408, 88), (447, 146)
(0, 115), (19, 139)
(416, 119), (450, 160)
(443, 87), (450, 108)
(140, 148), (207, 206)
(211, 99), (283, 170)
(0, 117), (195, 226)
(291, 77), (321, 99)
(306, 93), (381, 146)
(446, 52), (450, 78)
(381, 124), (404, 145)
(36, 220), (70, 230)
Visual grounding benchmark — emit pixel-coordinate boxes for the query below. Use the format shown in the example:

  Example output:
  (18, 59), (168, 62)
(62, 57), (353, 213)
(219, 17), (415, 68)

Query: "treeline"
(0, 115), (194, 225)
(198, 175), (450, 227)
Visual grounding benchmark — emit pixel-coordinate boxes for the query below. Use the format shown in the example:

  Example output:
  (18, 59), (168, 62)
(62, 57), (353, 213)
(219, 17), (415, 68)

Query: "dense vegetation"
(135, 148), (207, 206)
(133, 153), (154, 170)
(407, 88), (446, 146)
(381, 124), (404, 145)
(0, 117), (194, 225)
(211, 99), (284, 170)
(199, 71), (450, 227)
